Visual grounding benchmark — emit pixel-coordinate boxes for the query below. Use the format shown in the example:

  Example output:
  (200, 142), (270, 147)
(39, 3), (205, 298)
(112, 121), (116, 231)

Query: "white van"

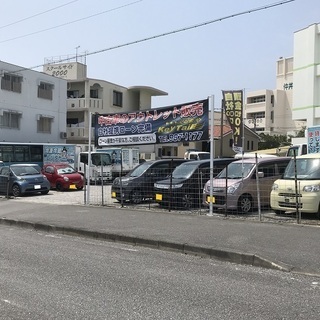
(270, 153), (320, 216)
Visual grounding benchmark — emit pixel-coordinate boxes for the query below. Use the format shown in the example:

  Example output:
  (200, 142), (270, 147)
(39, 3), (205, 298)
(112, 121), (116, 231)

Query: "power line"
(0, 0), (79, 30)
(0, 0), (143, 44)
(16, 0), (295, 72)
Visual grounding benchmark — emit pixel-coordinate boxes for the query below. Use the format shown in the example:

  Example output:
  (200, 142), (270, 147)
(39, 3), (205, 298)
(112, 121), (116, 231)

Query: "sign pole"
(208, 95), (215, 216)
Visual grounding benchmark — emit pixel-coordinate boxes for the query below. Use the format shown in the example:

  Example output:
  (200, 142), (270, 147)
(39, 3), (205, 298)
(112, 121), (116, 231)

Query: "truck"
(97, 147), (140, 179)
(77, 150), (113, 184)
(184, 150), (210, 160)
(76, 147), (140, 183)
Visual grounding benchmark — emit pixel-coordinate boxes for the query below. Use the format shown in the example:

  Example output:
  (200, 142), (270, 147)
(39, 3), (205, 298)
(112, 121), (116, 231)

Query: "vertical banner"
(307, 126), (320, 153)
(222, 90), (243, 153)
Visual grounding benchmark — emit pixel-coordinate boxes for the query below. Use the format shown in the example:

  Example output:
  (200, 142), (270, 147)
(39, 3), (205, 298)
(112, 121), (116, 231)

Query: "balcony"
(66, 127), (95, 141)
(67, 98), (103, 110)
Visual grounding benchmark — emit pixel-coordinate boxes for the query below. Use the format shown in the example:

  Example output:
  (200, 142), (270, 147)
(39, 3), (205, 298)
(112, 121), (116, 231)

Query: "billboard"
(94, 99), (209, 147)
(222, 90), (243, 153)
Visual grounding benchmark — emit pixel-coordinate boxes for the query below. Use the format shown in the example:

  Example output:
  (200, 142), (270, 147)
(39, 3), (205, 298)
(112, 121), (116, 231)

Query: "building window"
(270, 110), (274, 123)
(271, 95), (274, 105)
(90, 89), (99, 99)
(0, 110), (21, 129)
(37, 116), (52, 133)
(247, 112), (265, 119)
(113, 90), (123, 107)
(38, 82), (53, 100)
(247, 95), (266, 104)
(1, 73), (22, 93)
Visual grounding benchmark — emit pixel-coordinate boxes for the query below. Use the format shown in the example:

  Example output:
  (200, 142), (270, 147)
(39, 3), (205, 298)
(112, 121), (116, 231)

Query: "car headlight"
(227, 183), (240, 194)
(120, 180), (129, 186)
(63, 177), (69, 182)
(303, 185), (320, 192)
(272, 183), (279, 191)
(171, 184), (183, 189)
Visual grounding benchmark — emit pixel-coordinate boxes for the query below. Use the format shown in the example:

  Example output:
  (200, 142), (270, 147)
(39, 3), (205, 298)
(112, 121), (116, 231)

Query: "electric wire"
(11, 0), (295, 73)
(0, 0), (79, 30)
(0, 0), (143, 44)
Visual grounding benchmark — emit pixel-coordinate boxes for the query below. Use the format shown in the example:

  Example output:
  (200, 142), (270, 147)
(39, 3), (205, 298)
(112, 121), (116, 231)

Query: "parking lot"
(1, 184), (319, 227)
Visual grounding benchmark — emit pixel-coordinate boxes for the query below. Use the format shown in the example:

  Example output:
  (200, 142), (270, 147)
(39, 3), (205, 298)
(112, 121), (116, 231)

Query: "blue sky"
(1, 0), (319, 108)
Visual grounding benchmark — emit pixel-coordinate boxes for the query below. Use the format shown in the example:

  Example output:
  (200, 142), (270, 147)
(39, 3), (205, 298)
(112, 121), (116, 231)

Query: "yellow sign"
(155, 194), (163, 201)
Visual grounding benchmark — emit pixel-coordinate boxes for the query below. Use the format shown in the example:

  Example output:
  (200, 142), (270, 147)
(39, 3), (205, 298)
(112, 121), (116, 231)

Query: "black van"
(111, 158), (188, 204)
(154, 158), (235, 209)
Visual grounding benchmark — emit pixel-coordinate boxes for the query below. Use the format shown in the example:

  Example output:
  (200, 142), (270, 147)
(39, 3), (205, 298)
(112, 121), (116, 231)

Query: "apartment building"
(245, 56), (305, 136)
(292, 23), (320, 127)
(42, 58), (167, 148)
(0, 61), (67, 143)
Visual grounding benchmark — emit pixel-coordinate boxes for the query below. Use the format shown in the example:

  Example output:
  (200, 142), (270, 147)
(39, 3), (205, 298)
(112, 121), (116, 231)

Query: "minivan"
(270, 153), (320, 216)
(154, 158), (235, 209)
(203, 157), (290, 213)
(111, 158), (188, 204)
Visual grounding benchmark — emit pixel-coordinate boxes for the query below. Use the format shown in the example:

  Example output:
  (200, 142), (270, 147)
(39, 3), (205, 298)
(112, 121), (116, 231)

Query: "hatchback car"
(154, 158), (235, 209)
(0, 164), (50, 197)
(42, 163), (84, 191)
(111, 158), (189, 204)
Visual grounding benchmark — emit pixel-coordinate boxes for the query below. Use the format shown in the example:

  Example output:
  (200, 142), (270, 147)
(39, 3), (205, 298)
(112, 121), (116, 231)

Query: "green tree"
(258, 133), (291, 150)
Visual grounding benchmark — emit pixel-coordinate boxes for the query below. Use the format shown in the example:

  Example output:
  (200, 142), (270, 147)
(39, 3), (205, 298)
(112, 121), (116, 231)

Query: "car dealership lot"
(1, 184), (319, 226)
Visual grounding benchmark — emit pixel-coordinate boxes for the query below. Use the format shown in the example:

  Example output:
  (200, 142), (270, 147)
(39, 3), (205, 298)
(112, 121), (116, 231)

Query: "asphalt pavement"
(0, 192), (320, 277)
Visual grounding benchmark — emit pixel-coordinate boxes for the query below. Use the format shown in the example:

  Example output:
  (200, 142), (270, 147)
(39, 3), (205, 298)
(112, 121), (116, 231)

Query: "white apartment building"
(292, 23), (320, 127)
(42, 58), (167, 148)
(0, 61), (67, 143)
(245, 56), (305, 136)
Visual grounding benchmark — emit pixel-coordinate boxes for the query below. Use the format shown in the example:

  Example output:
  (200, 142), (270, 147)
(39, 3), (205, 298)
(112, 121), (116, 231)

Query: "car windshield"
(128, 162), (153, 177)
(11, 166), (40, 176)
(198, 153), (210, 160)
(57, 166), (76, 174)
(217, 163), (255, 179)
(172, 162), (201, 179)
(283, 158), (320, 180)
(91, 153), (112, 166)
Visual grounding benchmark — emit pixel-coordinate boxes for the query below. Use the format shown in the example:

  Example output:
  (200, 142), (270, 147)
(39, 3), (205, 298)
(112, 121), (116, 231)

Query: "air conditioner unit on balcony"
(60, 132), (67, 139)
(71, 103), (75, 107)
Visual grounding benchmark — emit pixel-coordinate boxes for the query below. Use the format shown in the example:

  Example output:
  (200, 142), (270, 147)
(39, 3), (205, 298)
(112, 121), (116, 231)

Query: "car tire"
(41, 190), (49, 195)
(56, 183), (64, 191)
(181, 194), (194, 210)
(273, 210), (284, 215)
(237, 194), (253, 213)
(12, 184), (22, 197)
(130, 189), (143, 204)
(76, 186), (83, 190)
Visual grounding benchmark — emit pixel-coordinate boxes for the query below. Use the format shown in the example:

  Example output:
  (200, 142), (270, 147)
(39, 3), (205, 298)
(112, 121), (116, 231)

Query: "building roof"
(128, 86), (168, 96)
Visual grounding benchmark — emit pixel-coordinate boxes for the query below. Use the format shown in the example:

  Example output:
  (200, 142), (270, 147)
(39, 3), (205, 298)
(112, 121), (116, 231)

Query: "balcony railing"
(67, 98), (103, 110)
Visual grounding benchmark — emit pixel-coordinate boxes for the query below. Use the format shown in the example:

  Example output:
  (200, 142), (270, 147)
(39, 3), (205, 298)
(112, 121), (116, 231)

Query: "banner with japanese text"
(307, 126), (320, 153)
(94, 99), (209, 147)
(222, 90), (243, 153)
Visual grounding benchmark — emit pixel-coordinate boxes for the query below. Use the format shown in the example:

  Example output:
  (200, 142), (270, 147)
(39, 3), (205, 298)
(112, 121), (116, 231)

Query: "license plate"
(207, 196), (215, 203)
(155, 194), (162, 201)
(69, 184), (76, 189)
(112, 192), (116, 198)
(34, 185), (41, 189)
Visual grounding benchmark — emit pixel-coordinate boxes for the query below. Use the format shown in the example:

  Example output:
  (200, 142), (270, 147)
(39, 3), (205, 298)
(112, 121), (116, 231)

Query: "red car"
(42, 163), (84, 191)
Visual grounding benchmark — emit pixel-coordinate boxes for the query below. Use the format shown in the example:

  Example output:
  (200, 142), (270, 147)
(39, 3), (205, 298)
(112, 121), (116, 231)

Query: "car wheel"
(41, 190), (49, 195)
(56, 183), (64, 191)
(181, 194), (194, 210)
(237, 194), (253, 213)
(12, 184), (22, 197)
(76, 186), (83, 190)
(130, 189), (143, 204)
(273, 209), (284, 215)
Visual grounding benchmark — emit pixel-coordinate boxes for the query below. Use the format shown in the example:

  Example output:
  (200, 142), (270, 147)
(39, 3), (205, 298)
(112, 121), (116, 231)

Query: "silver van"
(203, 157), (290, 213)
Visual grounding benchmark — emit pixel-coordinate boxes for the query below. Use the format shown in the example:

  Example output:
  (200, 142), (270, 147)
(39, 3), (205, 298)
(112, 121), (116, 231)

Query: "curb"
(0, 217), (295, 273)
